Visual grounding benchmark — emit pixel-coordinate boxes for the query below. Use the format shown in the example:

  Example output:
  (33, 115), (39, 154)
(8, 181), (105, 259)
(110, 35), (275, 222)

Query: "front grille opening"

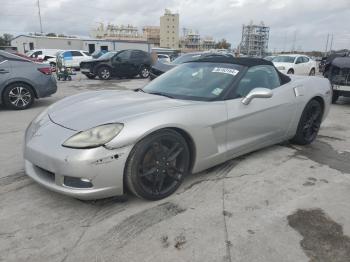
(64, 176), (93, 188)
(35, 165), (55, 182)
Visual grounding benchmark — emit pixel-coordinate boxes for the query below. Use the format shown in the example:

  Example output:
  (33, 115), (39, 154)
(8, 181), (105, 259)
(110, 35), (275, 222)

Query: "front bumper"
(24, 116), (133, 200)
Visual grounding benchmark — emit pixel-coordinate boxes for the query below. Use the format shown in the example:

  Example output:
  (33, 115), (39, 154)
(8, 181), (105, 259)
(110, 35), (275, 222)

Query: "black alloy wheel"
(291, 99), (323, 145)
(139, 66), (150, 78)
(98, 66), (112, 80)
(3, 83), (34, 110)
(125, 129), (190, 200)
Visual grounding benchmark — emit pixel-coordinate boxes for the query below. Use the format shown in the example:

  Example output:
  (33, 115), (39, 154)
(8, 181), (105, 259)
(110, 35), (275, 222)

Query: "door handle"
(0, 69), (9, 74)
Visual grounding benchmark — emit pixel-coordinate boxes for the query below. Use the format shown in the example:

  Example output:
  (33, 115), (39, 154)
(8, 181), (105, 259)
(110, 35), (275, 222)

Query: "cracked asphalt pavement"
(1, 73), (350, 262)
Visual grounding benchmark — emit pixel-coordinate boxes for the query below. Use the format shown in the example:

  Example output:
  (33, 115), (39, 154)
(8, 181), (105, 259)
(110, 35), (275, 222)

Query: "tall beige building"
(160, 9), (179, 49)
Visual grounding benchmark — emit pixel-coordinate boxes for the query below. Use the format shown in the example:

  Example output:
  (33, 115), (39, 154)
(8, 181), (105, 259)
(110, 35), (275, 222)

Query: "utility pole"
(329, 34), (334, 54)
(291, 31), (297, 53)
(37, 0), (43, 34)
(325, 33), (329, 56)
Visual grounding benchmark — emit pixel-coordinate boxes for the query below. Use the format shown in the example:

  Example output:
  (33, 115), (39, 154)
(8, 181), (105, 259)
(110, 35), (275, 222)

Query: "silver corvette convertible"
(24, 56), (332, 200)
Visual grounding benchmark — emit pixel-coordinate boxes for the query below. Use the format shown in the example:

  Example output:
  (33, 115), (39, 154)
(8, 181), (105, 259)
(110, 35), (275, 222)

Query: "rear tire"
(287, 69), (294, 74)
(125, 129), (190, 200)
(290, 99), (323, 145)
(309, 68), (315, 76)
(2, 83), (35, 110)
(139, 65), (150, 78)
(49, 62), (56, 72)
(98, 66), (112, 80)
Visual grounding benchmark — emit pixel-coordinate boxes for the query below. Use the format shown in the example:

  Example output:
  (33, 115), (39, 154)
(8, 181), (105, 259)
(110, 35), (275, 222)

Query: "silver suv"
(0, 51), (57, 110)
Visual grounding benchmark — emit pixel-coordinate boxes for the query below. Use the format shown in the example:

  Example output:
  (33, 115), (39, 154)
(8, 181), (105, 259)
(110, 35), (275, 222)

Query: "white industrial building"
(11, 35), (154, 54)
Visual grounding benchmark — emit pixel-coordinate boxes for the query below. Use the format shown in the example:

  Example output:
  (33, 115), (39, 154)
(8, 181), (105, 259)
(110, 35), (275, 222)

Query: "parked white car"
(57, 50), (91, 69)
(272, 54), (317, 75)
(26, 49), (61, 61)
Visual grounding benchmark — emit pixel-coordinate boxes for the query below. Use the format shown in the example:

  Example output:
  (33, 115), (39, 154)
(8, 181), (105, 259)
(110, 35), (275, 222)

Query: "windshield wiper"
(148, 92), (175, 99)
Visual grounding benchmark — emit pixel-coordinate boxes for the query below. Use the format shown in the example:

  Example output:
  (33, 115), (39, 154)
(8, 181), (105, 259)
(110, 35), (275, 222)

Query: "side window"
(116, 50), (131, 61)
(302, 57), (309, 63)
(131, 51), (141, 60)
(71, 51), (83, 57)
(63, 51), (72, 58)
(295, 57), (303, 64)
(236, 65), (281, 97)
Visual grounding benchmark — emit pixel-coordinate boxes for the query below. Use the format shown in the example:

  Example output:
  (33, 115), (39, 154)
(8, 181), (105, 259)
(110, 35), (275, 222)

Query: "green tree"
(216, 38), (231, 49)
(0, 33), (14, 46)
(46, 33), (57, 37)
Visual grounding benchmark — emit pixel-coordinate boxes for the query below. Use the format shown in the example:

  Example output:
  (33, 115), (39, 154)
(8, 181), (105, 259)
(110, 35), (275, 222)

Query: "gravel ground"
(1, 73), (350, 262)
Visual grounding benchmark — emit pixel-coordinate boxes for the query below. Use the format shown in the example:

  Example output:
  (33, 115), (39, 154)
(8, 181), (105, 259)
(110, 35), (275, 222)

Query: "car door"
(302, 56), (312, 74)
(112, 50), (132, 77)
(62, 51), (73, 67)
(294, 56), (305, 75)
(70, 51), (85, 67)
(0, 56), (11, 91)
(225, 65), (297, 157)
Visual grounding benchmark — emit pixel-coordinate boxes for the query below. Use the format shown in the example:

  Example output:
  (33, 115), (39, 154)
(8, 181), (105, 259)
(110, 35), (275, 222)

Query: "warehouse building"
(11, 35), (154, 54)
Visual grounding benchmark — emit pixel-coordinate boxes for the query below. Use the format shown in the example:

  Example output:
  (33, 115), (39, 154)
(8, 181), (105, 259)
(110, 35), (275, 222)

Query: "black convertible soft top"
(193, 54), (273, 67)
(192, 54), (291, 84)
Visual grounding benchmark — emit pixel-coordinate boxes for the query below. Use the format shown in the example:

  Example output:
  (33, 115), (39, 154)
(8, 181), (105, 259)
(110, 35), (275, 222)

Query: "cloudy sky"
(1, 0), (349, 51)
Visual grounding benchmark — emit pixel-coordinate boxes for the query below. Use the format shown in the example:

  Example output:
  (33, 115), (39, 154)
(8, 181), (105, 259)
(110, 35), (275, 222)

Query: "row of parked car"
(1, 47), (349, 110)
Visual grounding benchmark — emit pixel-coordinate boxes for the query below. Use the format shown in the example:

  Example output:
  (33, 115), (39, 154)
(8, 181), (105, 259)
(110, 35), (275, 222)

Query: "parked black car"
(80, 50), (152, 80)
(149, 52), (234, 80)
(326, 56), (350, 103)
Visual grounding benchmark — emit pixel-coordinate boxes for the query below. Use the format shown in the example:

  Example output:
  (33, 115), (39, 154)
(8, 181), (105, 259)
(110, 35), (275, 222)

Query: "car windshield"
(272, 56), (295, 63)
(99, 52), (117, 59)
(172, 53), (204, 64)
(143, 62), (242, 101)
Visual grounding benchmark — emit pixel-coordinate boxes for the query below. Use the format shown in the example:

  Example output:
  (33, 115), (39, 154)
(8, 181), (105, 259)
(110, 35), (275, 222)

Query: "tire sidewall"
(3, 83), (35, 110)
(139, 65), (150, 79)
(98, 66), (112, 80)
(291, 99), (323, 145)
(125, 129), (190, 200)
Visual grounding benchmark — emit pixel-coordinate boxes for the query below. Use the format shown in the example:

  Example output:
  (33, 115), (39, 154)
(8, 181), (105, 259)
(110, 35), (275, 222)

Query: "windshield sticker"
(212, 67), (239, 76)
(212, 88), (223, 96)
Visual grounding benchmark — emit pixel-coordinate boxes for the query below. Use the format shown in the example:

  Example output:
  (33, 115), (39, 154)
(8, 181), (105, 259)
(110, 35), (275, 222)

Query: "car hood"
(273, 62), (293, 69)
(48, 90), (192, 131)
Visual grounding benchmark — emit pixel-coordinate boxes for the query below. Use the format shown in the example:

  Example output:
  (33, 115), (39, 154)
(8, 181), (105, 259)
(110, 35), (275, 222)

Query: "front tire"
(125, 129), (190, 200)
(290, 99), (323, 145)
(287, 69), (294, 74)
(98, 66), (112, 80)
(139, 65), (150, 78)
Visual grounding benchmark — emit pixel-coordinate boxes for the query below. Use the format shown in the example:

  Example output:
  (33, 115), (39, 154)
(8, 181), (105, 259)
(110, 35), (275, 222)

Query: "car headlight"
(62, 123), (124, 149)
(277, 66), (286, 70)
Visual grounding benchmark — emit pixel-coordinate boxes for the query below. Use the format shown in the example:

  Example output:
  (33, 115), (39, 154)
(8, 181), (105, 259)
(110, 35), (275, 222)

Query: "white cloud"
(1, 0), (349, 51)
